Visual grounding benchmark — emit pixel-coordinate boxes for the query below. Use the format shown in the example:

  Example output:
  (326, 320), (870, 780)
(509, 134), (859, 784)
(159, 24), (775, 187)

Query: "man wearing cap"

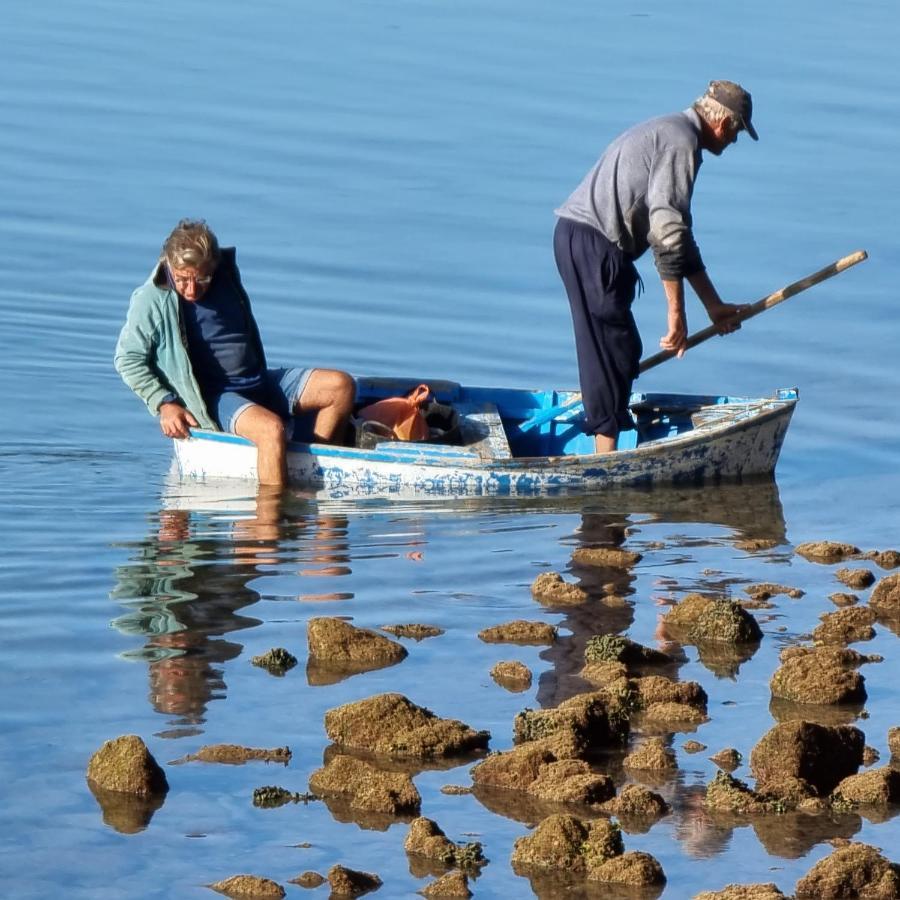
(554, 80), (758, 453)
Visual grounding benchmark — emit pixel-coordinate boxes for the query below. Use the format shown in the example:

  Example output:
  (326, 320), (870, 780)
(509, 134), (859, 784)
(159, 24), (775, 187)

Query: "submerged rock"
(693, 885), (787, 900)
(571, 547), (643, 568)
(381, 624), (444, 640)
(327, 864), (382, 897)
(86, 734), (168, 797)
(511, 813), (664, 886)
(490, 661), (532, 692)
(208, 875), (285, 899)
(530, 572), (588, 605)
(420, 870), (471, 897)
(795, 541), (861, 563)
(871, 573), (900, 614)
(309, 754), (420, 816)
(251, 647), (298, 675)
(829, 592), (860, 607)
(404, 817), (485, 872)
(709, 748), (742, 772)
(744, 583), (805, 601)
(252, 786), (316, 808)
(683, 740), (707, 754)
(812, 606), (877, 645)
(323, 693), (489, 759)
(750, 721), (864, 797)
(794, 842), (900, 898)
(174, 744), (291, 766)
(288, 872), (326, 888)
(770, 646), (867, 705)
(835, 567), (876, 590)
(478, 620), (557, 645)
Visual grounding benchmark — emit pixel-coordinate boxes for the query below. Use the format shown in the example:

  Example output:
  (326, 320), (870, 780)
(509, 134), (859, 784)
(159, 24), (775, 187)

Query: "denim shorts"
(207, 367), (314, 437)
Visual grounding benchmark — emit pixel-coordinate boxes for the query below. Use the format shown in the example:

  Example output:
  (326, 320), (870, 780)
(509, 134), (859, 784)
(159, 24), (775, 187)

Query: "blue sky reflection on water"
(1, 0), (899, 897)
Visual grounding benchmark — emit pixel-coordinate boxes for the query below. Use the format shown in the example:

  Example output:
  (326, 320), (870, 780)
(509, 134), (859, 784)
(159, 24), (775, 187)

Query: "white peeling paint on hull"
(171, 391), (796, 498)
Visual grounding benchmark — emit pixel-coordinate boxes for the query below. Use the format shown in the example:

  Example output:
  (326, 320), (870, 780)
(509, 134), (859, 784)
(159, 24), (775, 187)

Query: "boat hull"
(171, 386), (797, 498)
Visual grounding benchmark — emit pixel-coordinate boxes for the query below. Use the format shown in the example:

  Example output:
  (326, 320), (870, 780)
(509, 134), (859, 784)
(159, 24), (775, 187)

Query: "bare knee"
(235, 407), (286, 448)
(299, 369), (356, 413)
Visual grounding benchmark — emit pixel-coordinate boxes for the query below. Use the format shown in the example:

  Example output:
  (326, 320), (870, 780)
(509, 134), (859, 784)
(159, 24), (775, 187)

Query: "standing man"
(115, 219), (355, 485)
(554, 80), (757, 453)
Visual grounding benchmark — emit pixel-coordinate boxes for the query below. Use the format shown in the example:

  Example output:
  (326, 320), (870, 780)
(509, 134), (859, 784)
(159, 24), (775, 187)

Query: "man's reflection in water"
(110, 486), (349, 736)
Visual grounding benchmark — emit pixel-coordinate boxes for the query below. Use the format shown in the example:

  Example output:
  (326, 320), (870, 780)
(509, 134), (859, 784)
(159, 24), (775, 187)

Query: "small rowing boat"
(171, 376), (798, 498)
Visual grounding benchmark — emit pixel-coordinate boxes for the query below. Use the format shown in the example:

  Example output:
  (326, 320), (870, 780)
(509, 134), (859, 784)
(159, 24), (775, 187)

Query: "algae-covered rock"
(812, 606), (877, 645)
(308, 754), (420, 816)
(770, 647), (867, 705)
(864, 549), (900, 570)
(252, 786), (315, 808)
(638, 701), (708, 732)
(871, 573), (900, 614)
(289, 871), (326, 888)
(693, 885), (787, 900)
(208, 874), (286, 899)
(600, 783), (669, 823)
(633, 675), (708, 712)
(86, 734), (168, 797)
(683, 740), (707, 754)
(704, 771), (772, 814)
(624, 737), (676, 772)
(709, 748), (742, 772)
(744, 583), (805, 601)
(308, 617), (407, 669)
(530, 572), (588, 605)
(835, 567), (876, 590)
(513, 691), (628, 750)
(794, 842), (900, 898)
(579, 659), (630, 689)
(592, 851), (666, 887)
(830, 592), (860, 607)
(420, 870), (471, 897)
(571, 547), (643, 568)
(327, 864), (382, 896)
(795, 541), (861, 563)
(251, 647), (298, 675)
(890, 727), (900, 757)
(323, 693), (489, 759)
(381, 624), (444, 640)
(404, 818), (485, 872)
(864, 746), (880, 767)
(750, 721), (864, 796)
(584, 633), (673, 666)
(478, 620), (557, 645)
(490, 661), (532, 692)
(174, 744), (291, 766)
(690, 600), (762, 644)
(831, 767), (900, 807)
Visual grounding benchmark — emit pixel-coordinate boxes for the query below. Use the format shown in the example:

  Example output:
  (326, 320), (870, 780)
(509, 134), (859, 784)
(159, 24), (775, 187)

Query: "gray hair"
(693, 94), (741, 131)
(161, 219), (221, 269)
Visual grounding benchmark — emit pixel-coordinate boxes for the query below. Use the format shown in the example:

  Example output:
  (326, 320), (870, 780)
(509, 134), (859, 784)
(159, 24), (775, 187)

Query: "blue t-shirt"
(180, 270), (265, 397)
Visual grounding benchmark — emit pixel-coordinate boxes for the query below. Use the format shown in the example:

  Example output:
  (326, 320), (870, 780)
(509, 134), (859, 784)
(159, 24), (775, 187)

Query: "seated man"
(115, 219), (355, 485)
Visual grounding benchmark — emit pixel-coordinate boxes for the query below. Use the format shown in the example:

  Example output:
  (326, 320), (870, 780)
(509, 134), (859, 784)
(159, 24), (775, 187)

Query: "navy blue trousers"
(553, 217), (641, 437)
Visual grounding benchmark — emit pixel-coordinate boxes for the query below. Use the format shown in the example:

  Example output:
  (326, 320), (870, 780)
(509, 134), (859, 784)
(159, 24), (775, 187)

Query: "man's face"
(169, 264), (214, 302)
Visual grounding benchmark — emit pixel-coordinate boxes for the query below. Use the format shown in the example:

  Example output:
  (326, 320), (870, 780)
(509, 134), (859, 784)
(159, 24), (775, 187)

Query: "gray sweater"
(555, 108), (706, 280)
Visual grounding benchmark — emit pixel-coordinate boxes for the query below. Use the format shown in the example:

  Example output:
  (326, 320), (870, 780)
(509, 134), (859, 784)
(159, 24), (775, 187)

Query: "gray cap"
(706, 80), (758, 141)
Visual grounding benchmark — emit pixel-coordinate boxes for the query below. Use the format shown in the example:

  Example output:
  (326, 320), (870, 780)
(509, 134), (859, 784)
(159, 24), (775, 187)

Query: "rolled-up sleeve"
(647, 148), (705, 280)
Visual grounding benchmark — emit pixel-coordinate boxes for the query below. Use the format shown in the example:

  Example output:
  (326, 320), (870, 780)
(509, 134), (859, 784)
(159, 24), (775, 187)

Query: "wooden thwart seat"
(456, 401), (512, 459)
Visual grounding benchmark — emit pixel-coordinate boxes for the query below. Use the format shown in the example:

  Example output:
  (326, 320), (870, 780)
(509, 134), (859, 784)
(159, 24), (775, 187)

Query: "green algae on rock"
(571, 547), (643, 568)
(172, 744), (291, 766)
(380, 624), (444, 640)
(86, 734), (168, 797)
(323, 693), (489, 759)
(478, 620), (557, 645)
(794, 842), (900, 898)
(530, 571), (588, 605)
(490, 660), (532, 692)
(661, 594), (762, 644)
(750, 721), (864, 797)
(599, 783), (669, 826)
(584, 633), (674, 666)
(251, 647), (298, 676)
(327, 864), (382, 897)
(795, 541), (861, 563)
(404, 817), (486, 872)
(704, 771), (775, 814)
(420, 869), (471, 898)
(252, 785), (317, 808)
(693, 884), (788, 899)
(208, 874), (286, 899)
(308, 754), (421, 816)
(513, 692), (629, 750)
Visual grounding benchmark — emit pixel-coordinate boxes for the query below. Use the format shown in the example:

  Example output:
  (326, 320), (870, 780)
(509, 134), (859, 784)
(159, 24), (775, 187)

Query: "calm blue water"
(2, 0), (899, 897)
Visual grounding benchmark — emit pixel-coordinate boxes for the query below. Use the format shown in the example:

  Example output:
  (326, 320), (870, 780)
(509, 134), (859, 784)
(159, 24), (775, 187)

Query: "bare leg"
(295, 369), (355, 444)
(594, 433), (617, 454)
(234, 404), (287, 486)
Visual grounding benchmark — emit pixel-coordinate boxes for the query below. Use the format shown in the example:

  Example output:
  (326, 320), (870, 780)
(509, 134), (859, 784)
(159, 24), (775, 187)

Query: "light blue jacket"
(114, 248), (265, 431)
